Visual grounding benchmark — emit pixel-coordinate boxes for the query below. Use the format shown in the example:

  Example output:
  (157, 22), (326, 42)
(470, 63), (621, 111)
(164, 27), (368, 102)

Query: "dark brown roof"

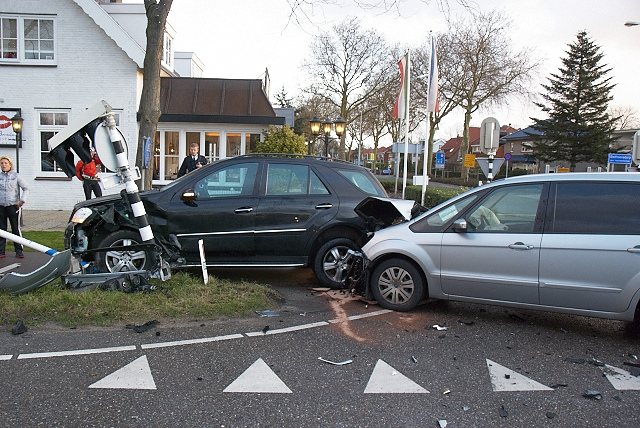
(158, 77), (284, 125)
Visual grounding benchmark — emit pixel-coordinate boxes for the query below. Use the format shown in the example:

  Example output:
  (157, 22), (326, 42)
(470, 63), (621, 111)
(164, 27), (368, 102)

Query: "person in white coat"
(0, 156), (30, 258)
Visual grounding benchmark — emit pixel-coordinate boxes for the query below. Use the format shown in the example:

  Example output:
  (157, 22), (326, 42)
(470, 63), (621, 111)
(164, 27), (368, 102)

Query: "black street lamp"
(11, 112), (23, 174)
(310, 116), (346, 157)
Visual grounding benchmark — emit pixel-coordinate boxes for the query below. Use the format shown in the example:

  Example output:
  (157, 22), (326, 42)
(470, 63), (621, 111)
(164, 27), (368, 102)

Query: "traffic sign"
(504, 153), (512, 161)
(435, 151), (445, 169)
(608, 153), (632, 165)
(464, 154), (476, 168)
(480, 117), (500, 154)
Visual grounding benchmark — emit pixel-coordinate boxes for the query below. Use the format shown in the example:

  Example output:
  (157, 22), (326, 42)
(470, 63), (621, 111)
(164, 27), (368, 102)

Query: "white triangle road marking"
(89, 355), (156, 390)
(223, 358), (292, 393)
(486, 359), (553, 392)
(602, 364), (640, 390)
(364, 359), (429, 394)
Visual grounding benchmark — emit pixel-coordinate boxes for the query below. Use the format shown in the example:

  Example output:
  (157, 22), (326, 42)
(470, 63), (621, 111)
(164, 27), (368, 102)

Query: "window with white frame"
(0, 15), (55, 63)
(162, 33), (172, 67)
(521, 142), (534, 153)
(38, 110), (69, 173)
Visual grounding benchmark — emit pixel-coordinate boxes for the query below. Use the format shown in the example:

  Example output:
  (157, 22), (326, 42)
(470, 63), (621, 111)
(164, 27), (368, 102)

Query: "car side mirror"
(452, 218), (468, 233)
(181, 189), (196, 202)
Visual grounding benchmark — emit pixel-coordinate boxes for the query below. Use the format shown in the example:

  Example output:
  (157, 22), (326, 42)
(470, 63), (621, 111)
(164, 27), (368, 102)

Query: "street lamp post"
(309, 116), (346, 158)
(309, 116), (321, 155)
(11, 113), (23, 174)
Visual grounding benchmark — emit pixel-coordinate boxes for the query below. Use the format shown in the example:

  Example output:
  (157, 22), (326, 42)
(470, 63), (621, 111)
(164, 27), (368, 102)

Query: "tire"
(94, 230), (155, 273)
(370, 258), (424, 311)
(313, 238), (359, 289)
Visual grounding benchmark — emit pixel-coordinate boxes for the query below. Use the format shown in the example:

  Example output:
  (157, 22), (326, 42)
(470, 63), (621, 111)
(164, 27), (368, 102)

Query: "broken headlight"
(71, 207), (95, 224)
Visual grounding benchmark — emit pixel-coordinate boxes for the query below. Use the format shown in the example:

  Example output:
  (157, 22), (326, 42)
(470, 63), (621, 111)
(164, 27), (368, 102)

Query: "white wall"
(1, 0), (141, 211)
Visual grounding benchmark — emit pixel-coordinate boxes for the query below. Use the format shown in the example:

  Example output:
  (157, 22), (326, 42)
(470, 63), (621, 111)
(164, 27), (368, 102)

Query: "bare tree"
(303, 17), (393, 158)
(137, 0), (172, 190)
(444, 10), (539, 178)
(609, 105), (640, 130)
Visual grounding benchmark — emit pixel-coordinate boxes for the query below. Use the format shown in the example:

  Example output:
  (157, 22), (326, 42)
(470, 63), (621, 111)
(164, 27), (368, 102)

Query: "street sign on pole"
(435, 151), (445, 169)
(608, 153), (633, 165)
(480, 117), (500, 154)
(476, 158), (505, 179)
(632, 131), (640, 165)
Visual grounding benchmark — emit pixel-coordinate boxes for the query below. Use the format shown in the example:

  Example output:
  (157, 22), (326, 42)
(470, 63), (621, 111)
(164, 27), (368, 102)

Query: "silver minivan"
(361, 173), (640, 322)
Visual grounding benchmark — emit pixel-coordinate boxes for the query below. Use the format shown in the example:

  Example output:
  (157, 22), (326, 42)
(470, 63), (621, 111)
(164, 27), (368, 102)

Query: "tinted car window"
(466, 184), (543, 233)
(266, 164), (330, 195)
(551, 182), (640, 234)
(338, 170), (385, 196)
(194, 162), (258, 198)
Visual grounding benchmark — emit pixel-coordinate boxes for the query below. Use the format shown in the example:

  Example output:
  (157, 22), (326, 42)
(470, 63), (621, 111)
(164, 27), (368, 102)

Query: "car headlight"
(71, 207), (95, 224)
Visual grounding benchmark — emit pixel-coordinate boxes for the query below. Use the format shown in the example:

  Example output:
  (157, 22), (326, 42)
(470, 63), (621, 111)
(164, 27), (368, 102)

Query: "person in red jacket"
(75, 149), (102, 200)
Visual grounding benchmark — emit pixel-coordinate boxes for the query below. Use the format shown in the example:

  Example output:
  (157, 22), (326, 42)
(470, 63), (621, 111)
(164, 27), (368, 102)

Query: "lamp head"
(11, 113), (23, 133)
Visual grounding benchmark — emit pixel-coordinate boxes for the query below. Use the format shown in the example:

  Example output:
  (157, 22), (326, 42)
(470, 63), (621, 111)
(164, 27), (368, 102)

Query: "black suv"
(65, 155), (389, 288)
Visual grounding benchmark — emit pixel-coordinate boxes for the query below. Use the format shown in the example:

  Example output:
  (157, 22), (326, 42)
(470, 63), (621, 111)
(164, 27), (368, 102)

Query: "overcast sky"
(162, 0), (640, 142)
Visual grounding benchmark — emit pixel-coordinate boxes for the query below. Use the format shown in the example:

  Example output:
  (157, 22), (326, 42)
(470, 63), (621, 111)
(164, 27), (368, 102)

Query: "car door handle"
(315, 203), (333, 209)
(508, 242), (534, 250)
(627, 246), (640, 253)
(234, 207), (253, 214)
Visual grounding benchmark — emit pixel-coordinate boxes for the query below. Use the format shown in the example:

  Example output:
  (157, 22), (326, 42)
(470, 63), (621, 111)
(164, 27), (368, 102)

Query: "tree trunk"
(137, 0), (173, 190)
(460, 106), (472, 179)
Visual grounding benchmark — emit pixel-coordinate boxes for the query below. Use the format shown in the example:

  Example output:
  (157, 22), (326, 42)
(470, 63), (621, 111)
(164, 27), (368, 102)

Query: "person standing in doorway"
(0, 156), (30, 258)
(178, 143), (207, 177)
(75, 149), (102, 200)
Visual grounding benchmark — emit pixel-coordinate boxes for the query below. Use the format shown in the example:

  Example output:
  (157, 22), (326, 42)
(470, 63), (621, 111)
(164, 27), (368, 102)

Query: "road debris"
(565, 357), (586, 364)
(438, 420), (447, 428)
(499, 405), (508, 417)
(411, 356), (418, 363)
(458, 320), (475, 326)
(11, 320), (28, 335)
(126, 320), (159, 333)
(256, 310), (278, 317)
(546, 412), (557, 419)
(441, 387), (451, 395)
(550, 383), (568, 388)
(432, 324), (448, 331)
(318, 357), (353, 365)
(582, 390), (603, 400)
(262, 325), (270, 334)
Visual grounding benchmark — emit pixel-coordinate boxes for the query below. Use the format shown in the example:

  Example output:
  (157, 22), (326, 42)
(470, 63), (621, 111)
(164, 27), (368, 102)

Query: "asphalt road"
(1, 267), (640, 427)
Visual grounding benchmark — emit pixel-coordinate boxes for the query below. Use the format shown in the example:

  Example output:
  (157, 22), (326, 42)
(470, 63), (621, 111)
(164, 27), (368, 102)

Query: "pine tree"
(530, 31), (619, 171)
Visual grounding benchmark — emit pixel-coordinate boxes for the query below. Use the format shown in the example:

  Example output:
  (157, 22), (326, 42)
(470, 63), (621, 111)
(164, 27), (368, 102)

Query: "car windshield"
(410, 193), (479, 233)
(338, 170), (386, 196)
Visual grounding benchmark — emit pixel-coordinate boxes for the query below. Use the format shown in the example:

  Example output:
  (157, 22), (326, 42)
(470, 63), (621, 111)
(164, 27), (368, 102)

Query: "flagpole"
(402, 50), (410, 200)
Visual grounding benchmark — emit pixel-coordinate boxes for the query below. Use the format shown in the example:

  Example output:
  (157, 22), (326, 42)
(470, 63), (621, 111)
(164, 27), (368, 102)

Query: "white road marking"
(486, 359), (553, 392)
(601, 364), (640, 390)
(364, 359), (429, 394)
(223, 358), (292, 393)
(245, 321), (328, 336)
(89, 355), (156, 390)
(18, 345), (137, 359)
(9, 309), (391, 360)
(141, 333), (243, 349)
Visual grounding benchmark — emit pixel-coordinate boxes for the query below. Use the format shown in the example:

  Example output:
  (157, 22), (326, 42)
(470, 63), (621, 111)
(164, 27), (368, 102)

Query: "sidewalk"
(21, 210), (70, 232)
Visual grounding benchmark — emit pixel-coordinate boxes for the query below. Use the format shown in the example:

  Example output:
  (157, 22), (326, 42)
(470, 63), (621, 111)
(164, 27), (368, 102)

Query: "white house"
(0, 0), (282, 211)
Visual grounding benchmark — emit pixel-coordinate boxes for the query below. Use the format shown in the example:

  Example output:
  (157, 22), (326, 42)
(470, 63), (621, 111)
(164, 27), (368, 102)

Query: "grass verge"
(1, 232), (281, 328)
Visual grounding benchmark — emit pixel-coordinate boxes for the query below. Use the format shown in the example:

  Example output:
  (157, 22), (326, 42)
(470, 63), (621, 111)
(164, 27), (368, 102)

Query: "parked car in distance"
(65, 154), (403, 288)
(360, 172), (640, 323)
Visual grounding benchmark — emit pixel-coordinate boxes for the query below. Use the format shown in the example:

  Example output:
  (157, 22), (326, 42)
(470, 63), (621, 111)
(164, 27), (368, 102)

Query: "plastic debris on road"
(318, 357), (353, 365)
(432, 324), (448, 331)
(499, 405), (508, 417)
(11, 320), (28, 335)
(582, 390), (603, 400)
(256, 310), (278, 317)
(126, 320), (159, 333)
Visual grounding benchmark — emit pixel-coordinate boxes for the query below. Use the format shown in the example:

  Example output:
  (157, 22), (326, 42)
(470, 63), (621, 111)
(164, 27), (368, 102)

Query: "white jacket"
(0, 170), (30, 207)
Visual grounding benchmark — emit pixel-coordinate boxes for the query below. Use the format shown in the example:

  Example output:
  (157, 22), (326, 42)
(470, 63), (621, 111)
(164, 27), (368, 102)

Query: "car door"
(440, 183), (546, 304)
(253, 162), (338, 263)
(539, 181), (640, 313)
(165, 161), (260, 262)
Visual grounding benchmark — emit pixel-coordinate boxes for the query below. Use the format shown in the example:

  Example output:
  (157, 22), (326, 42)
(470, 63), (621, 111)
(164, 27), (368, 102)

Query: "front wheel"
(370, 258), (424, 311)
(94, 230), (155, 273)
(313, 238), (359, 289)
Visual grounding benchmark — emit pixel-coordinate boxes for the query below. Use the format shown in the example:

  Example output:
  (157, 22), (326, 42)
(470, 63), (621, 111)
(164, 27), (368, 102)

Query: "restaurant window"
(38, 110), (69, 173)
(203, 132), (219, 163)
(164, 131), (179, 179)
(246, 133), (260, 154)
(227, 133), (242, 157)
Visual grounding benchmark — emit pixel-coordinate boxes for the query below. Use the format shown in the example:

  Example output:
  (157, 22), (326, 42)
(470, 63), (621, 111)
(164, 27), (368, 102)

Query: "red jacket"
(75, 157), (101, 180)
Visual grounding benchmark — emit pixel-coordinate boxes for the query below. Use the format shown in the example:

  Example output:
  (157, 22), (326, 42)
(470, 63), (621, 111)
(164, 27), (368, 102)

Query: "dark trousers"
(0, 205), (22, 255)
(83, 179), (102, 200)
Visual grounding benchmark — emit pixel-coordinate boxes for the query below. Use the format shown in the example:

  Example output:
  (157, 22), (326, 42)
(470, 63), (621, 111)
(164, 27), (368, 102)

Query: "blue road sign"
(608, 153), (632, 164)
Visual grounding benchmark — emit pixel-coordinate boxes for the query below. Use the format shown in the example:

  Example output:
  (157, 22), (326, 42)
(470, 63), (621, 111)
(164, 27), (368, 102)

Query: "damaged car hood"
(355, 197), (422, 229)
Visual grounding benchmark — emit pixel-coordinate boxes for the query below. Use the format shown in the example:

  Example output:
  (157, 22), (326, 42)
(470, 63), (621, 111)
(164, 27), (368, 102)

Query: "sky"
(158, 0), (640, 144)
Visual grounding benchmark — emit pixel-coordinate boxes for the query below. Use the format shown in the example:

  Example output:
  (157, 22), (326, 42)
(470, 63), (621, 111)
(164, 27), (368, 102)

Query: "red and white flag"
(426, 36), (439, 113)
(393, 53), (409, 119)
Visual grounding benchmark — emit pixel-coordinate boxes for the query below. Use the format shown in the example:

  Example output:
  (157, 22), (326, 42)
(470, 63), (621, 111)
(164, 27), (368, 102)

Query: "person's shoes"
(16, 253), (24, 258)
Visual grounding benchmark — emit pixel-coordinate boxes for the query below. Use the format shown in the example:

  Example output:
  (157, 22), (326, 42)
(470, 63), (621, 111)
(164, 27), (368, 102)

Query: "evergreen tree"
(274, 86), (293, 108)
(530, 31), (619, 171)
